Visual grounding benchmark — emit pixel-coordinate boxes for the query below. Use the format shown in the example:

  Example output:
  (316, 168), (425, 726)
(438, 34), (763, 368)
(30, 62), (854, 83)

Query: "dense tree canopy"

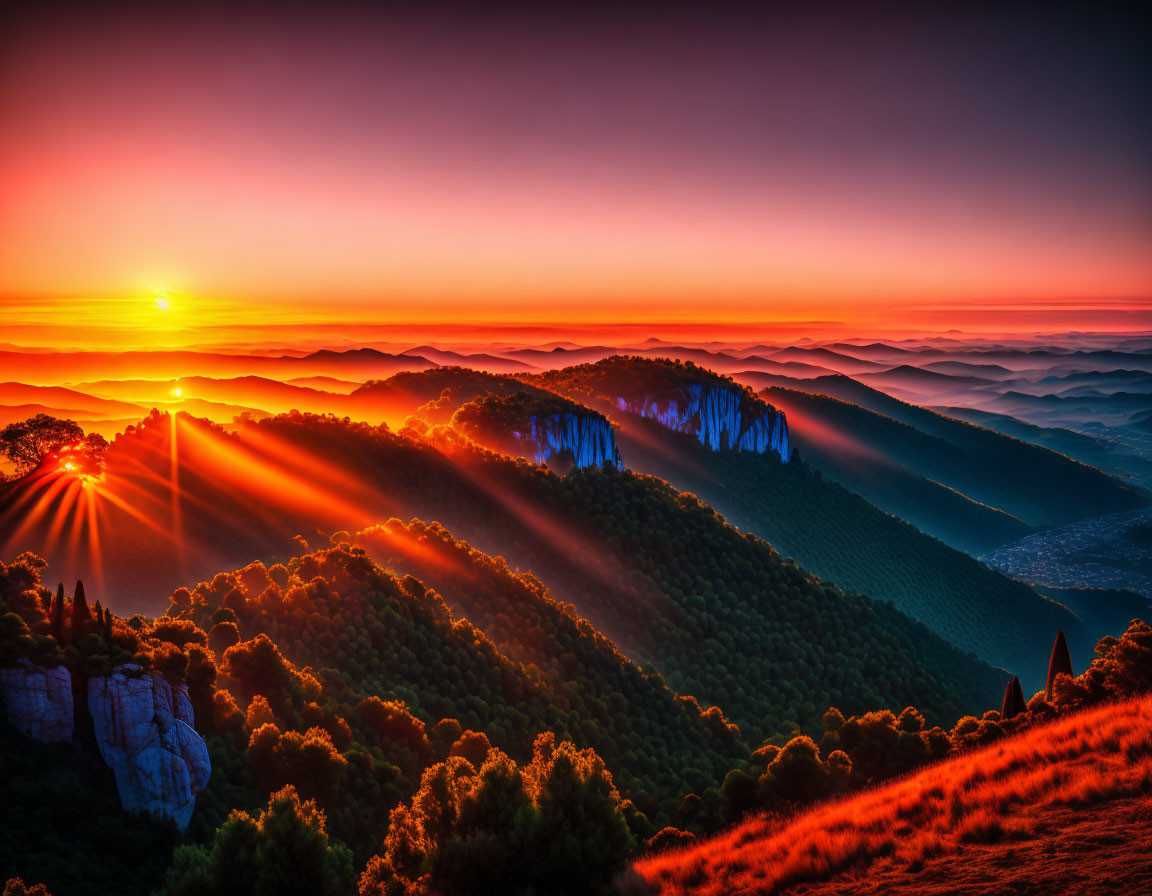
(3, 562), (1152, 896)
(358, 732), (633, 896)
(158, 786), (353, 896)
(5, 391), (1141, 896)
(599, 407), (1085, 689)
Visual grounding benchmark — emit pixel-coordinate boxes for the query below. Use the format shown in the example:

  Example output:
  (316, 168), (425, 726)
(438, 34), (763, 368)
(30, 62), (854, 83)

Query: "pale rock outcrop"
(514, 413), (621, 468)
(88, 664), (211, 829)
(616, 383), (791, 461)
(174, 682), (195, 727)
(0, 657), (73, 742)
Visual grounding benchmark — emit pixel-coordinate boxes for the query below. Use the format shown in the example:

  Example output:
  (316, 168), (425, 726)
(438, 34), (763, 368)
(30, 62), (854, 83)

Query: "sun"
(172, 387), (183, 397)
(155, 297), (170, 311)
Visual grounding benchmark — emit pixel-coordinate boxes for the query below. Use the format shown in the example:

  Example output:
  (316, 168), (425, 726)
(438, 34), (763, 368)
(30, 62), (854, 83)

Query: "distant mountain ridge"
(742, 374), (1148, 528)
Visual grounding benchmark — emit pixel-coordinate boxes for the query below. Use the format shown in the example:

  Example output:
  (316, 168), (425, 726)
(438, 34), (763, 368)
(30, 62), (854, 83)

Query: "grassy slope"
(635, 694), (1152, 896)
(783, 797), (1152, 896)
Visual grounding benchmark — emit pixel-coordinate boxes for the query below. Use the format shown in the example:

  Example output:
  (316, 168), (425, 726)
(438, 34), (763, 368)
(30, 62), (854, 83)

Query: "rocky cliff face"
(616, 383), (790, 460)
(89, 665), (211, 830)
(1, 658), (210, 830)
(514, 413), (621, 468)
(0, 657), (73, 742)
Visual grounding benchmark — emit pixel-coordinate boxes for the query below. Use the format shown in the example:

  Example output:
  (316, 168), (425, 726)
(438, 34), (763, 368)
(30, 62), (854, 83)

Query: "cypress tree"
(71, 579), (93, 640)
(1000, 676), (1026, 719)
(50, 583), (65, 641)
(1000, 679), (1016, 719)
(103, 607), (114, 642)
(1011, 677), (1026, 717)
(1046, 630), (1074, 701)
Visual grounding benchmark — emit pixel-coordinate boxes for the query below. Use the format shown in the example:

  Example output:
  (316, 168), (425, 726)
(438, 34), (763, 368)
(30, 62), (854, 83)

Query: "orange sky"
(3, 295), (1150, 353)
(1, 6), (1149, 348)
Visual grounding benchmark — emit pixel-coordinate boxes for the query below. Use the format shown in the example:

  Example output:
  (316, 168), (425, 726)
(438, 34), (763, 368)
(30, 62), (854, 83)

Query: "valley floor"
(982, 506), (1152, 598)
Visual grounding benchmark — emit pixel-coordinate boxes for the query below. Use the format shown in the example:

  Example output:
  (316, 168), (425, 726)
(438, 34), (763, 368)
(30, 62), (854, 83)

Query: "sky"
(1, 2), (1150, 347)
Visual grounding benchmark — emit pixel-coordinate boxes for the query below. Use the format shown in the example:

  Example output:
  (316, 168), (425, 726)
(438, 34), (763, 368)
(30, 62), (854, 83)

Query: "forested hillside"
(934, 404), (1152, 489)
(0, 532), (1005, 895)
(2, 410), (1007, 736)
(761, 387), (1031, 552)
(605, 410), (1089, 690)
(757, 375), (1147, 525)
(348, 367), (556, 426)
(242, 414), (1008, 737)
(169, 540), (744, 823)
(2, 377), (1145, 896)
(1, 546), (730, 894)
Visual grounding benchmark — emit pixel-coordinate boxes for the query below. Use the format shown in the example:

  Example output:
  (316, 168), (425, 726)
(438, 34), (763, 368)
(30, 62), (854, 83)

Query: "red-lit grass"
(636, 695), (1152, 895)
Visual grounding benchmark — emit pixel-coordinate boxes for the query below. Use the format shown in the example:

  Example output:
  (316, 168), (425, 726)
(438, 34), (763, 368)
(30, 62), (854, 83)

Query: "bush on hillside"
(358, 733), (633, 896)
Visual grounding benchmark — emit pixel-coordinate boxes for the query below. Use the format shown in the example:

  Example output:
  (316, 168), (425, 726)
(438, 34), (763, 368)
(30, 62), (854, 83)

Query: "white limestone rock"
(616, 382), (791, 461)
(174, 683), (195, 726)
(0, 657), (73, 742)
(88, 666), (211, 830)
(526, 412), (621, 469)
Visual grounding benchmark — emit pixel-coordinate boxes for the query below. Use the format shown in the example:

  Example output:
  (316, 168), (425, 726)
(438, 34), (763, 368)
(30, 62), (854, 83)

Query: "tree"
(357, 697), (432, 764)
(447, 730), (491, 768)
(999, 680), (1015, 718)
(209, 621), (241, 655)
(48, 583), (64, 640)
(70, 580), (93, 642)
(1046, 630), (1074, 700)
(150, 618), (208, 648)
(0, 415), (106, 476)
(826, 749), (852, 792)
(158, 786), (353, 896)
(223, 634), (315, 719)
(720, 768), (758, 822)
(757, 736), (829, 807)
(360, 734), (632, 896)
(1054, 619), (1152, 705)
(1000, 676), (1026, 720)
(524, 733), (634, 894)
